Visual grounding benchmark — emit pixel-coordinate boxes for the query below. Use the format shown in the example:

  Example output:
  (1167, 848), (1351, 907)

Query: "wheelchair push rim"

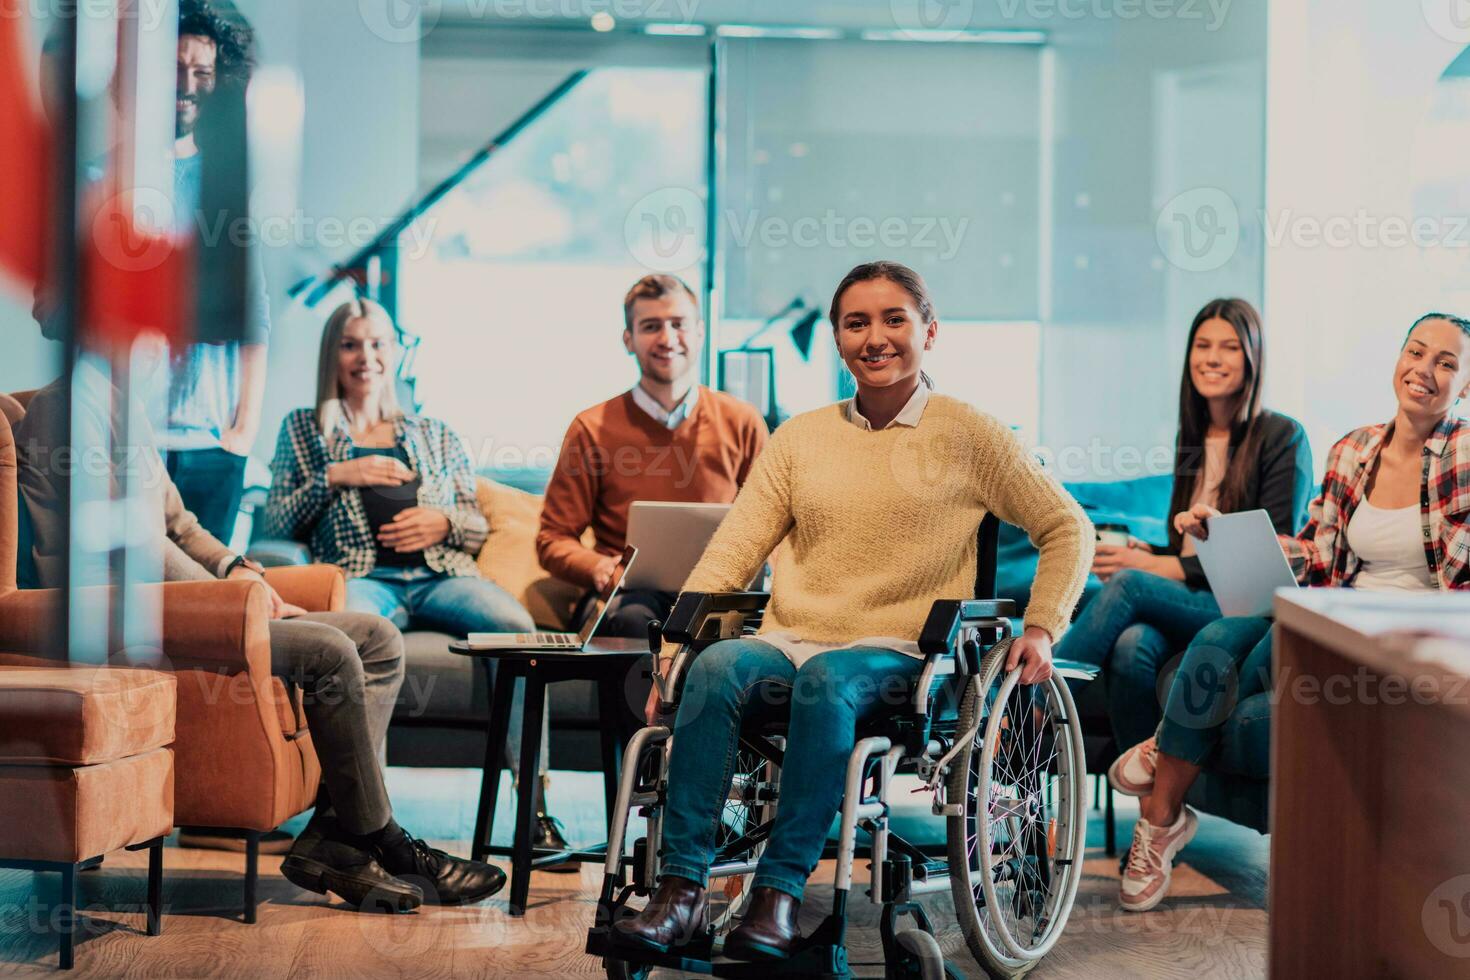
(947, 645), (1087, 973)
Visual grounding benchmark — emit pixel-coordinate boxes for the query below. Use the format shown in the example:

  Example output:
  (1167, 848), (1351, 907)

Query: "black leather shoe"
(373, 830), (507, 906)
(281, 833), (422, 913)
(723, 887), (801, 961)
(610, 875), (708, 954)
(536, 813), (578, 873)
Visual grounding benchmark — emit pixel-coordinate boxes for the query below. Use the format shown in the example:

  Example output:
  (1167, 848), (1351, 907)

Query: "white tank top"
(1345, 500), (1434, 592)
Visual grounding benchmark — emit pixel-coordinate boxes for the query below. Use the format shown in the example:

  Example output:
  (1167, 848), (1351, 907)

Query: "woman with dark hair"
(611, 261), (1094, 960)
(1112, 312), (1470, 912)
(1053, 298), (1313, 748)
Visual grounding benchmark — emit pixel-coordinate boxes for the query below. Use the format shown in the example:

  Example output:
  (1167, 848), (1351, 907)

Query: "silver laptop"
(465, 546), (637, 650)
(1192, 510), (1299, 617)
(625, 501), (732, 593)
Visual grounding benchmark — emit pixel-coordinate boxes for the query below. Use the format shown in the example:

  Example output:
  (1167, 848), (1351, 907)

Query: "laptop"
(1192, 509), (1299, 617)
(624, 501), (732, 593)
(465, 546), (637, 650)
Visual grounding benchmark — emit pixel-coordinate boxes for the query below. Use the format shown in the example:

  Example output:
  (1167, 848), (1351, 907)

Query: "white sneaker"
(1107, 737), (1158, 798)
(1119, 806), (1198, 913)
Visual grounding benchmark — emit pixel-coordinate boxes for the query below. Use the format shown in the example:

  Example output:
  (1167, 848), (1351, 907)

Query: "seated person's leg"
(749, 648), (921, 898)
(344, 574), (412, 631)
(1107, 623), (1172, 750)
(598, 588), (678, 639)
(723, 647), (921, 961)
(290, 611), (406, 755)
(1154, 616), (1273, 772)
(1118, 615), (1272, 912)
(405, 571), (536, 635)
(1055, 569), (1218, 669)
(270, 617), (506, 908)
(613, 638), (794, 953)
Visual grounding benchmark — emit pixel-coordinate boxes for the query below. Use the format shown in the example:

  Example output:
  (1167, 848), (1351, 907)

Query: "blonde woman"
(263, 298), (571, 854)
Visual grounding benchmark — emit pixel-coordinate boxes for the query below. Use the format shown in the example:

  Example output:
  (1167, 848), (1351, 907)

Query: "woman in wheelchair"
(1053, 298), (1313, 749)
(611, 261), (1095, 961)
(1108, 312), (1470, 912)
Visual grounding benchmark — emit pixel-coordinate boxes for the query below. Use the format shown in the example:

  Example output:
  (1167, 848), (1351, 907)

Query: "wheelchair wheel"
(603, 958), (650, 980)
(708, 745), (776, 934)
(946, 642), (1087, 978)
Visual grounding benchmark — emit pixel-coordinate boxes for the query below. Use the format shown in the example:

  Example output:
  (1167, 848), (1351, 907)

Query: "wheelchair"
(585, 517), (1098, 979)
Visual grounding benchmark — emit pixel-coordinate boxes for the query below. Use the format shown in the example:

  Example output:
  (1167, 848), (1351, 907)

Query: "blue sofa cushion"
(995, 473), (1174, 611)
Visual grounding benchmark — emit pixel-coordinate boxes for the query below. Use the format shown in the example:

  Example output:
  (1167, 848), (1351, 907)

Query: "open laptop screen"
(577, 545), (638, 644)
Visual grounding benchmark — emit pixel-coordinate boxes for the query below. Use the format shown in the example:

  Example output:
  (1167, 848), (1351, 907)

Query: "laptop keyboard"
(515, 632), (579, 647)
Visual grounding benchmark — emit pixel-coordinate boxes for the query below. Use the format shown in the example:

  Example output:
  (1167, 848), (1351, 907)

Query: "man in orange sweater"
(537, 274), (768, 637)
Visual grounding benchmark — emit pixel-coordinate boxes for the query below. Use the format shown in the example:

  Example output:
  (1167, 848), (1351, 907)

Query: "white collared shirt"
(631, 383), (699, 430)
(844, 382), (930, 431)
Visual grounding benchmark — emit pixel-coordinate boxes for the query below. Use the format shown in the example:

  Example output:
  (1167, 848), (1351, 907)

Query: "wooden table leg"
(509, 673), (546, 917)
(473, 659), (514, 863)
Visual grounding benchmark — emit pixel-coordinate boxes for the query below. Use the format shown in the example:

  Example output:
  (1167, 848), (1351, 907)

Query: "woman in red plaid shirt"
(1107, 312), (1470, 912)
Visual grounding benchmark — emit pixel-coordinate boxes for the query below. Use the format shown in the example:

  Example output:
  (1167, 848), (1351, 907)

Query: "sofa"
(250, 477), (638, 770)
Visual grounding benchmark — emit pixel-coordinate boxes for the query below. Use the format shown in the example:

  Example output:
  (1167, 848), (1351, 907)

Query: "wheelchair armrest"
(662, 591), (771, 645)
(918, 598), (1018, 655)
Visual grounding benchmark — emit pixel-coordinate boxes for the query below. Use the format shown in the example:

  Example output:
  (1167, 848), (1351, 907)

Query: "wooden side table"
(450, 638), (651, 916)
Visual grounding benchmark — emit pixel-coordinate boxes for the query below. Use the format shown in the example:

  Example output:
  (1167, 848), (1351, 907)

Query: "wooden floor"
(0, 772), (1267, 978)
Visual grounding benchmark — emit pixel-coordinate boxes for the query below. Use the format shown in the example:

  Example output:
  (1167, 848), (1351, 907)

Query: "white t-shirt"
(1345, 500), (1435, 592)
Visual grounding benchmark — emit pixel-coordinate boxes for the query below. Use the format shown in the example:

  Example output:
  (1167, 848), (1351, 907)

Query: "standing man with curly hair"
(162, 0), (270, 545)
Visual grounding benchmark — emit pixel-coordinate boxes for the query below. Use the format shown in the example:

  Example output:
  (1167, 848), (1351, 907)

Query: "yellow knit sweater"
(682, 394), (1094, 644)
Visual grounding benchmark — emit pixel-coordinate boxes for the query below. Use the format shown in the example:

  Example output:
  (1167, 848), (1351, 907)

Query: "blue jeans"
(1053, 569), (1222, 749)
(1156, 616), (1273, 765)
(659, 639), (922, 901)
(346, 566), (534, 634)
(346, 567), (546, 775)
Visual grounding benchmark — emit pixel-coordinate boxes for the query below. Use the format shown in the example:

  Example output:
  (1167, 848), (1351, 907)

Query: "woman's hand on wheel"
(1174, 503), (1222, 541)
(1004, 626), (1054, 685)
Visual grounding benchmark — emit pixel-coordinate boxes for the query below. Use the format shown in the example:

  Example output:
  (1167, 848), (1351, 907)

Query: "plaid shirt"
(263, 408), (487, 578)
(1281, 415), (1470, 590)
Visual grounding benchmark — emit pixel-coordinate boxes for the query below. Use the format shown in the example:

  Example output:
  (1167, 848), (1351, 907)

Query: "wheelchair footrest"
(588, 932), (851, 979)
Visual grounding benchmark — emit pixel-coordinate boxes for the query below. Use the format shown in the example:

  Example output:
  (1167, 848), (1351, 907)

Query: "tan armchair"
(0, 389), (344, 924)
(0, 403), (174, 969)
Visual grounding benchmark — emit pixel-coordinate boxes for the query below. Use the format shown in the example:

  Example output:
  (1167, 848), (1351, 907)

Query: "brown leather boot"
(610, 875), (708, 954)
(723, 887), (801, 961)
